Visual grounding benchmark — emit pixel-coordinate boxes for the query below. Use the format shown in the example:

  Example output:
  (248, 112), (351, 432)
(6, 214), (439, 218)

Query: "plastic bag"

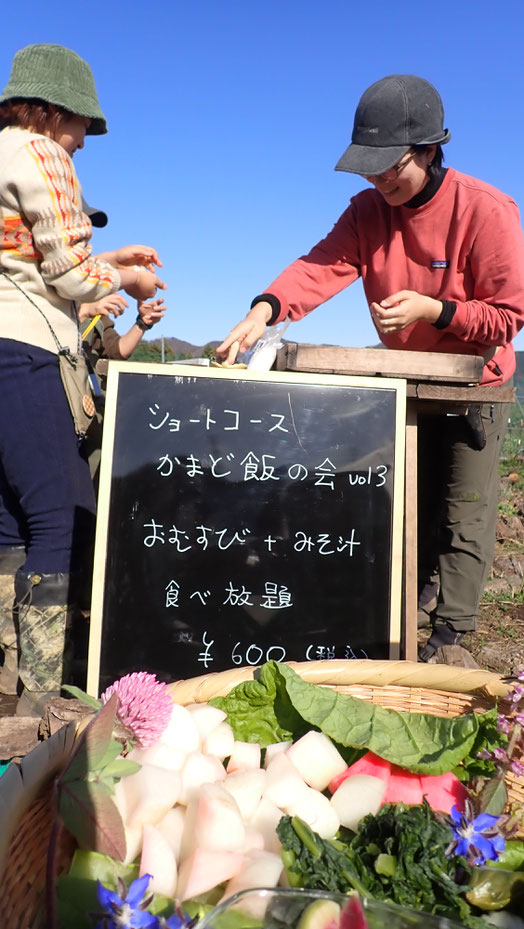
(247, 320), (291, 371)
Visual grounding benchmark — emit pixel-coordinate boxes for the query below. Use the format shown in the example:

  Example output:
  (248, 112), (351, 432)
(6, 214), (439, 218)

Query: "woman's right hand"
(216, 303), (273, 364)
(120, 269), (167, 301)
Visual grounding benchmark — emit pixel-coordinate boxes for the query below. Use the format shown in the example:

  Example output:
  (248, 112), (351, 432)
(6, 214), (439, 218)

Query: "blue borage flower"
(446, 804), (505, 866)
(95, 874), (156, 928)
(93, 874), (197, 929)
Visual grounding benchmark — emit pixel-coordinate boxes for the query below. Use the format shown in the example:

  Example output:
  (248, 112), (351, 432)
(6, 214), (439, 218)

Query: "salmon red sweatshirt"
(264, 167), (524, 385)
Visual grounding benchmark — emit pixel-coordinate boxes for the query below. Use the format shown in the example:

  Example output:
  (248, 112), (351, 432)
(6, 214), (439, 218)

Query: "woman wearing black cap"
(218, 74), (524, 663)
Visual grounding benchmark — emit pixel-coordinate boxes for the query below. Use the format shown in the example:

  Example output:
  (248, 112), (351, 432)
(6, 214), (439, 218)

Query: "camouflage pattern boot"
(0, 547), (25, 695)
(15, 570), (74, 717)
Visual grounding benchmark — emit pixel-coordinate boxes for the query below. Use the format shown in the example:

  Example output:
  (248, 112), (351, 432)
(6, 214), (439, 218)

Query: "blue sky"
(5, 0), (524, 351)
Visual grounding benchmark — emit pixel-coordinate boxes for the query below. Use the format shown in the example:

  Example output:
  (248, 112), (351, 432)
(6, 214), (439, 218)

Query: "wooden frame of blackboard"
(86, 362), (406, 696)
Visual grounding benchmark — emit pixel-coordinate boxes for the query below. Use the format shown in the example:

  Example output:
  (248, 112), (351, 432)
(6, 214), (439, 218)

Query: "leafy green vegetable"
(213, 661), (482, 774)
(277, 805), (482, 927)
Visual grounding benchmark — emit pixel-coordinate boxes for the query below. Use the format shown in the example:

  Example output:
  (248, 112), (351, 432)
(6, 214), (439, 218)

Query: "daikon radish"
(186, 703), (227, 741)
(329, 773), (387, 831)
(122, 824), (143, 865)
(264, 741), (292, 768)
(202, 721), (235, 759)
(156, 806), (186, 862)
(128, 742), (186, 773)
(177, 847), (244, 901)
(263, 752), (309, 808)
(122, 765), (182, 828)
(242, 826), (265, 853)
(284, 785), (340, 838)
(286, 731), (347, 791)
(159, 704), (201, 754)
(178, 751), (227, 805)
(140, 824), (177, 897)
(222, 769), (266, 820)
(226, 741), (261, 773)
(180, 782), (246, 860)
(220, 849), (284, 909)
(249, 797), (284, 853)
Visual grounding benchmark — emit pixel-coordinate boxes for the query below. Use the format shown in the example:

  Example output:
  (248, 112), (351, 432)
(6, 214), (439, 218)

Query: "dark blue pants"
(0, 339), (96, 579)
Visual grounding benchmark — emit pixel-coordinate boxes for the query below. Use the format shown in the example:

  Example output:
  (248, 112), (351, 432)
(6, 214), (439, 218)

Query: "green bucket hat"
(0, 43), (107, 134)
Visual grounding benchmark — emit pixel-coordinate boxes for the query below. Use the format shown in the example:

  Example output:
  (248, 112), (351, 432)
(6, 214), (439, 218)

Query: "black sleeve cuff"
(433, 300), (457, 329)
(250, 293), (281, 326)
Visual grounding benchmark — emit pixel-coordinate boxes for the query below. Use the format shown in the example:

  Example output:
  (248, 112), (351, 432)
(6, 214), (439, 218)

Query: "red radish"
(328, 750), (469, 814)
(383, 767), (423, 805)
(176, 848), (244, 901)
(419, 771), (468, 813)
(328, 752), (391, 794)
(340, 896), (370, 929)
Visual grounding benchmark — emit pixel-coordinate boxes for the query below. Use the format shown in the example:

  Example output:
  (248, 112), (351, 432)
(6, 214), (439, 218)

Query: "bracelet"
(135, 314), (153, 332)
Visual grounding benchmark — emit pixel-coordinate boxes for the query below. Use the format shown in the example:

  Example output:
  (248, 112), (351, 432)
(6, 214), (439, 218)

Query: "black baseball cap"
(81, 196), (108, 228)
(335, 74), (451, 176)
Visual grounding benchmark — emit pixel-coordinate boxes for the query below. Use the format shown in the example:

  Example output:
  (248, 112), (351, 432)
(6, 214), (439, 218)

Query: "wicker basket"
(1, 660), (522, 929)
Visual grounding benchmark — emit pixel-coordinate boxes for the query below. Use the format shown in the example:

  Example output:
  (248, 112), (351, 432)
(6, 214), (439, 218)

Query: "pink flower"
(101, 671), (173, 748)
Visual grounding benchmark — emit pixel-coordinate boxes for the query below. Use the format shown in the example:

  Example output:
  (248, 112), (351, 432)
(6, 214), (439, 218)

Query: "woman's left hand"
(370, 290), (442, 333)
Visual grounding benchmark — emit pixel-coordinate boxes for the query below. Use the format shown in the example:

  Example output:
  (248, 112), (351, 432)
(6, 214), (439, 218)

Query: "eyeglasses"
(360, 151), (417, 181)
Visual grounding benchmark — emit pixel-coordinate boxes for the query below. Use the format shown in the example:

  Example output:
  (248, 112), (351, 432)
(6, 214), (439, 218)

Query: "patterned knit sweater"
(0, 127), (120, 355)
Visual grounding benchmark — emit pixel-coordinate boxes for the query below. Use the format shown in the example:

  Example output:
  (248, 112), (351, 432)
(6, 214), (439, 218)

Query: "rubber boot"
(0, 547), (25, 694)
(15, 570), (73, 717)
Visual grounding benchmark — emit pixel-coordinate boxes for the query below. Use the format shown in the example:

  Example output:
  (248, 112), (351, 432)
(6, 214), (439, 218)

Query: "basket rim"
(166, 658), (512, 704)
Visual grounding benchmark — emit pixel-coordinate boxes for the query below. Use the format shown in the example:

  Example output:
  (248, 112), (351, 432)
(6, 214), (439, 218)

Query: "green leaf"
(491, 840), (524, 872)
(217, 661), (480, 774)
(67, 848), (138, 883)
(479, 776), (508, 816)
(59, 778), (126, 860)
(211, 662), (304, 745)
(59, 693), (118, 783)
(98, 758), (141, 780)
(62, 684), (102, 710)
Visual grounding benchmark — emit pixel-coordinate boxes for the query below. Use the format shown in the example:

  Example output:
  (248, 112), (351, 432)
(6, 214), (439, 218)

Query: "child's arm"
(113, 298), (166, 359)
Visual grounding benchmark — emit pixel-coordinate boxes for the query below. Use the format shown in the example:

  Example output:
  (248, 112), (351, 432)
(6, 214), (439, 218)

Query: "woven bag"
(1, 659), (522, 928)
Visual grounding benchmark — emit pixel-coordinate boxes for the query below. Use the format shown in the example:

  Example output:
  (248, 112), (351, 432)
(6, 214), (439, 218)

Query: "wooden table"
(275, 343), (515, 660)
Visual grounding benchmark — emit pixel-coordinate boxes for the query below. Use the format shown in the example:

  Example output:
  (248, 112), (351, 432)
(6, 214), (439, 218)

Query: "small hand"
(78, 292), (128, 322)
(137, 297), (166, 327)
(370, 290), (442, 333)
(216, 303), (272, 364)
(114, 245), (163, 271)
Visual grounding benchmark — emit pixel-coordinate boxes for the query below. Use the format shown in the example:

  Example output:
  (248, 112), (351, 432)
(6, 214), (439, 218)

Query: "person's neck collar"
(404, 165), (447, 208)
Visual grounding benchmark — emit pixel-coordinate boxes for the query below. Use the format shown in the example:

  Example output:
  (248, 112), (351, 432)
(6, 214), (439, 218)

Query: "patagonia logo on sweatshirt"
(431, 260), (449, 269)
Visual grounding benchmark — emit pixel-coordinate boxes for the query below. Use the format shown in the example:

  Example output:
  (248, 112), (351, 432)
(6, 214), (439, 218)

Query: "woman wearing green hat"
(218, 74), (524, 664)
(0, 44), (165, 714)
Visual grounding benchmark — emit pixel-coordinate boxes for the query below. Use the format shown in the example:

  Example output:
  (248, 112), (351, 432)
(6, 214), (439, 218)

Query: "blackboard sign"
(87, 364), (406, 695)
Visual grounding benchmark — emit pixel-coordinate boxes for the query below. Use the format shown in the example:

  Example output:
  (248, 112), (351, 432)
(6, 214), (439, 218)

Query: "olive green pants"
(417, 396), (509, 634)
